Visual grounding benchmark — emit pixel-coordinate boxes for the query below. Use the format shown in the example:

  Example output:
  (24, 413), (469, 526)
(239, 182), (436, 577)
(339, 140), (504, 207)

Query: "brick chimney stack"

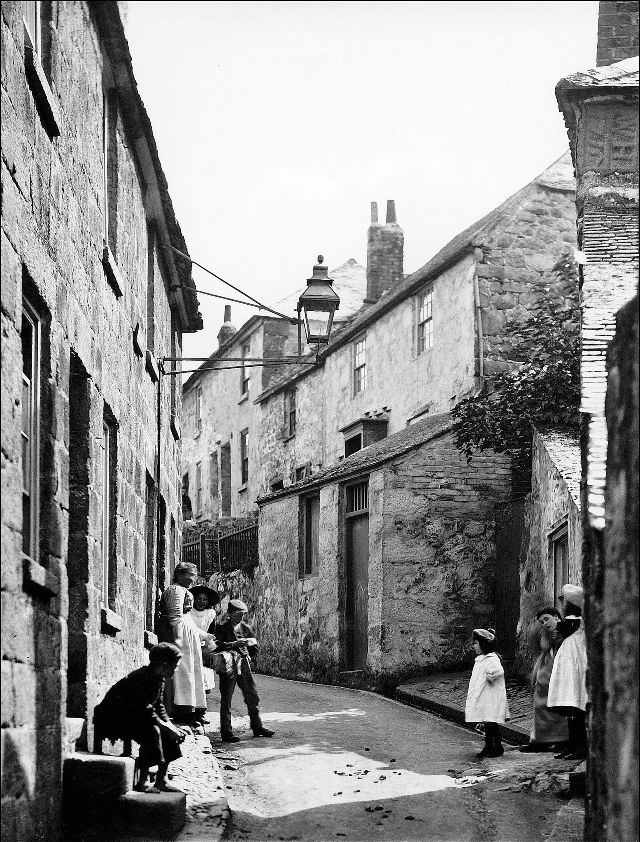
(596, 1), (639, 66)
(217, 305), (236, 348)
(365, 199), (404, 304)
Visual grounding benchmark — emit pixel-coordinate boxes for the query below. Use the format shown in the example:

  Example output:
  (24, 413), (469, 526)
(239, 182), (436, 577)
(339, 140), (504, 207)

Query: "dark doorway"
(345, 480), (369, 670)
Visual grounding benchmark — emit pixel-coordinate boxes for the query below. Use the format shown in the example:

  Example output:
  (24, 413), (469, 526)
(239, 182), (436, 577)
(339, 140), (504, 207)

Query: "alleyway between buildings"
(170, 675), (584, 842)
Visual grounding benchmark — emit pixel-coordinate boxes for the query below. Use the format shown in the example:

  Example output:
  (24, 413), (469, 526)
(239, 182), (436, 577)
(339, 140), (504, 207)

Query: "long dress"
(465, 653), (510, 724)
(158, 584), (206, 713)
(190, 607), (218, 692)
(547, 621), (588, 713)
(529, 633), (569, 743)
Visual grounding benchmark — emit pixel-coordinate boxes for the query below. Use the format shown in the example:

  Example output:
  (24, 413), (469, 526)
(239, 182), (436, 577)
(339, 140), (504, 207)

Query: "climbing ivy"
(452, 305), (580, 485)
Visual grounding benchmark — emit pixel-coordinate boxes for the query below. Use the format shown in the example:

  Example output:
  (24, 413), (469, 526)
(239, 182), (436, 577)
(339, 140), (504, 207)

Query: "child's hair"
(149, 642), (182, 666)
(472, 629), (497, 654)
(536, 606), (561, 621)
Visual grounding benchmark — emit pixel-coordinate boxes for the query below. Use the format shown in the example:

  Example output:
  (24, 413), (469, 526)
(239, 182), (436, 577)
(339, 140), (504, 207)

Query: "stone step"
(115, 790), (187, 839)
(64, 717), (85, 754)
(64, 751), (136, 800)
(337, 670), (367, 688)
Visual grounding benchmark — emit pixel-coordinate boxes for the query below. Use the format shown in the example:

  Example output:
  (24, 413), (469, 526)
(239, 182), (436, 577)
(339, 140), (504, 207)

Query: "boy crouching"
(93, 643), (188, 793)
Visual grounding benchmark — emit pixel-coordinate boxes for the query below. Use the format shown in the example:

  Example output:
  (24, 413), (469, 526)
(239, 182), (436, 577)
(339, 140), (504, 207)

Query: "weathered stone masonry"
(1, 4), (200, 840)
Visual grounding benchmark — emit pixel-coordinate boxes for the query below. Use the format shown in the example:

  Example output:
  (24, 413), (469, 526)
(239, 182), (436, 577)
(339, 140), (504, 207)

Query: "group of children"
(93, 563), (274, 793)
(94, 575), (587, 792)
(465, 583), (588, 761)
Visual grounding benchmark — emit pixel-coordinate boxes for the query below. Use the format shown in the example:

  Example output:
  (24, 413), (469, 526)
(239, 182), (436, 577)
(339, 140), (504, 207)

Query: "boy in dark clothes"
(93, 643), (188, 793)
(213, 599), (275, 743)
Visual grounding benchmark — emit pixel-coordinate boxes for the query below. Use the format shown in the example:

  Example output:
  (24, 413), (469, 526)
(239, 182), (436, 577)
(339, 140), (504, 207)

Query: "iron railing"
(181, 524), (258, 578)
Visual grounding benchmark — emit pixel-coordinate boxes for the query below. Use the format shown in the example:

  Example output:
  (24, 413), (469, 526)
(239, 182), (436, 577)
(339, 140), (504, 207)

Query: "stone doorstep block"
(115, 791), (186, 839)
(64, 752), (135, 801)
(64, 718), (85, 753)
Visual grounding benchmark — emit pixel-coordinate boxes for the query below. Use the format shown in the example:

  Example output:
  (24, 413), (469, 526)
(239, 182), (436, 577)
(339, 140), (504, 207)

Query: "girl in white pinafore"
(189, 583), (221, 695)
(158, 563), (215, 728)
(465, 628), (510, 758)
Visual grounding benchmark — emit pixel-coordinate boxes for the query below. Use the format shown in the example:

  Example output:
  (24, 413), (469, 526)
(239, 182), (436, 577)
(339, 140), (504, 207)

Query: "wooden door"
(345, 481), (369, 670)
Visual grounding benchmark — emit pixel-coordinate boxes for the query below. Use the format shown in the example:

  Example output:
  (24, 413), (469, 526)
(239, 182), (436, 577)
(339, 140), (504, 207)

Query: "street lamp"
(297, 255), (340, 352)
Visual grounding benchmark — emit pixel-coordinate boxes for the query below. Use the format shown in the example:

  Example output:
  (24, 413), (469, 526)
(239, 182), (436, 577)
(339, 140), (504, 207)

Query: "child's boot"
(476, 737), (492, 759)
(488, 735), (504, 757)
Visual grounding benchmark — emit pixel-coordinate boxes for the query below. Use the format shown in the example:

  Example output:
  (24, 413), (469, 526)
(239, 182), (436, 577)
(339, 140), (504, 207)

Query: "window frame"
(417, 285), (434, 354)
(23, 0), (42, 57)
(194, 385), (202, 436)
(299, 494), (320, 577)
(195, 461), (203, 514)
(284, 388), (296, 438)
(549, 521), (569, 607)
(240, 428), (249, 486)
(353, 335), (367, 396)
(21, 297), (41, 562)
(240, 341), (251, 396)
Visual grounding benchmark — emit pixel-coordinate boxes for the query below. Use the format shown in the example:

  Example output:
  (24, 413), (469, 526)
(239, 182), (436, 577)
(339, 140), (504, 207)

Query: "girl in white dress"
(465, 628), (510, 758)
(189, 583), (221, 695)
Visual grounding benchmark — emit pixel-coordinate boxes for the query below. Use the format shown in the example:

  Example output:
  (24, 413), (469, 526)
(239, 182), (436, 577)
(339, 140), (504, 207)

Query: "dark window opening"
(220, 442), (232, 516)
(240, 341), (251, 395)
(344, 433), (362, 457)
(551, 525), (569, 607)
(300, 495), (320, 576)
(102, 405), (118, 609)
(346, 480), (369, 515)
(145, 474), (156, 629)
(181, 472), (192, 520)
(285, 389), (296, 437)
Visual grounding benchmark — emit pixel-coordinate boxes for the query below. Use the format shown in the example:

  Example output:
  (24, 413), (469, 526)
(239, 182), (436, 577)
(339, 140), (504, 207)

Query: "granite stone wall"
(243, 431), (512, 688)
(1, 4), (185, 839)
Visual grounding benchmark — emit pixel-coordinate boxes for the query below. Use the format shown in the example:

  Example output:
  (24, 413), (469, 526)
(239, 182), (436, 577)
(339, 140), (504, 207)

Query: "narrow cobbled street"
(208, 675), (581, 842)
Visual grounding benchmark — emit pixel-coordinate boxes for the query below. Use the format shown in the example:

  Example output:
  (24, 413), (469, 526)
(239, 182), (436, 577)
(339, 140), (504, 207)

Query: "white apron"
(173, 612), (207, 710)
(547, 624), (588, 712)
(465, 653), (510, 724)
(190, 607), (218, 692)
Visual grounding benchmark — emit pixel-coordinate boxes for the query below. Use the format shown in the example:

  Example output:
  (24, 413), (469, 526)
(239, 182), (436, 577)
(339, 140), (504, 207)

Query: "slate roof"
(257, 413), (454, 504)
(537, 431), (581, 508)
(256, 152), (576, 403)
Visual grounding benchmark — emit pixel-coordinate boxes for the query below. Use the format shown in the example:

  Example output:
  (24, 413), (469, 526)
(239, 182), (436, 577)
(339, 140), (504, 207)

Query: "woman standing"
(158, 562), (215, 730)
(520, 607), (569, 752)
(189, 582), (221, 696)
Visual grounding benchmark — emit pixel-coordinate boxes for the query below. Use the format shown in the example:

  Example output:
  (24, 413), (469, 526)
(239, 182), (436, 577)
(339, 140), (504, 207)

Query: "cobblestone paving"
(169, 730), (229, 841)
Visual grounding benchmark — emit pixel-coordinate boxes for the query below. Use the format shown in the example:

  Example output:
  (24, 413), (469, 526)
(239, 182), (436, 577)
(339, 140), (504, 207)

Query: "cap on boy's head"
(149, 642), (182, 665)
(473, 628), (496, 642)
(228, 599), (248, 612)
(560, 584), (584, 609)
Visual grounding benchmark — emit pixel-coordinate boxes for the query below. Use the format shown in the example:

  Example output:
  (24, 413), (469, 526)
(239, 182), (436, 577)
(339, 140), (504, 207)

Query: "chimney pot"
(223, 304), (232, 322)
(371, 202), (378, 224)
(386, 200), (397, 224)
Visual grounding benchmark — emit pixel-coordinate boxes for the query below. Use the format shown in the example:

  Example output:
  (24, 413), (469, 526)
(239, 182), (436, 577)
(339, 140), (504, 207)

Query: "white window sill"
(24, 39), (61, 138)
(101, 606), (123, 634)
(102, 245), (124, 298)
(22, 556), (58, 597)
(145, 350), (160, 383)
(237, 484), (248, 493)
(144, 630), (158, 649)
(238, 392), (249, 405)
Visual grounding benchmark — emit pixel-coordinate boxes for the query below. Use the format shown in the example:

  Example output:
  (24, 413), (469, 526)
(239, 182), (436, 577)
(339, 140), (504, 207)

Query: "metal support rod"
(163, 360), (317, 376)
(163, 356), (305, 363)
(162, 244), (296, 323)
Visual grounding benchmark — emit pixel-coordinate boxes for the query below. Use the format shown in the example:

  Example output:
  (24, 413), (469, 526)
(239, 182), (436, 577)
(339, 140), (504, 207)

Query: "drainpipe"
(156, 361), (162, 612)
(473, 249), (485, 391)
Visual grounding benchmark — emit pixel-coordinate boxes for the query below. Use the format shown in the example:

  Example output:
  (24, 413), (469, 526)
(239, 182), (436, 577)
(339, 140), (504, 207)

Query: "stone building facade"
(181, 259), (366, 524)
(1, 3), (201, 840)
(516, 431), (582, 673)
(556, 3), (639, 837)
(212, 415), (512, 688)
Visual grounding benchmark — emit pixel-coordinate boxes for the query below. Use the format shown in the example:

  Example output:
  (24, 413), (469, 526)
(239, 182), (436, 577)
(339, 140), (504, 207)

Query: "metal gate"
(181, 524), (258, 578)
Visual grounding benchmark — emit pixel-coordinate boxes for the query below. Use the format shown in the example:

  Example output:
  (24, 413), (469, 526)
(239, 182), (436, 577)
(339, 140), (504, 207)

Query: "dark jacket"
(212, 618), (259, 662)
(94, 665), (169, 740)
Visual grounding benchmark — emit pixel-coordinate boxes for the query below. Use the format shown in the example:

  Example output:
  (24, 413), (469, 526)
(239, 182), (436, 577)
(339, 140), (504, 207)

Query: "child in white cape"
(465, 628), (510, 758)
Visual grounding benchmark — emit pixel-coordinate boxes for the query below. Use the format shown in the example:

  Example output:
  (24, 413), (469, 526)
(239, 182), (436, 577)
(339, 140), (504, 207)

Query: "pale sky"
(125, 1), (599, 362)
